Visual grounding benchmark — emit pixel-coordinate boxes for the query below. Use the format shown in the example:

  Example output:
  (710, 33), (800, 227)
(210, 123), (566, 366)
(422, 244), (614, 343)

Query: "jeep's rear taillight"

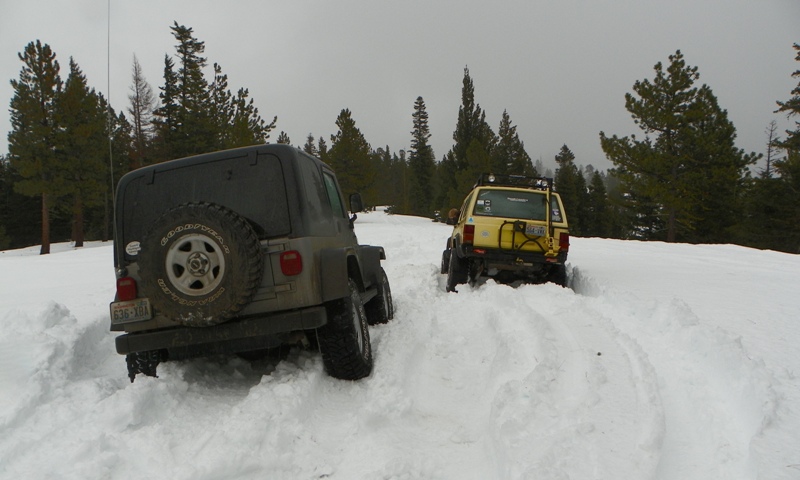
(463, 225), (475, 244)
(559, 232), (570, 252)
(117, 277), (137, 301)
(280, 251), (303, 276)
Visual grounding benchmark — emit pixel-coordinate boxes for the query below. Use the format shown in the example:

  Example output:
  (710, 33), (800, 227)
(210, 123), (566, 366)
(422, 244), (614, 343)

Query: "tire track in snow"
(487, 281), (664, 479)
(572, 265), (778, 479)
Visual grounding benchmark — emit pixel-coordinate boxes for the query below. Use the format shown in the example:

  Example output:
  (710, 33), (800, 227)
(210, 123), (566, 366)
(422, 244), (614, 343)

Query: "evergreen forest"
(2, 24), (799, 254)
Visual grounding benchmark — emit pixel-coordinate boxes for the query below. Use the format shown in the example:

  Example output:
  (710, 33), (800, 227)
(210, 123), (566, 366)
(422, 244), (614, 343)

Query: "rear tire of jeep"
(548, 263), (568, 288)
(440, 249), (451, 275)
(138, 202), (263, 327)
(446, 250), (468, 293)
(365, 268), (393, 325)
(318, 279), (373, 380)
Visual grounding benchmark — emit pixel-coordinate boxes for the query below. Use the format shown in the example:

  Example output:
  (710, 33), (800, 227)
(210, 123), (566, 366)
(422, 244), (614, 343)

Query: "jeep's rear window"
(473, 189), (549, 221)
(120, 153), (290, 248)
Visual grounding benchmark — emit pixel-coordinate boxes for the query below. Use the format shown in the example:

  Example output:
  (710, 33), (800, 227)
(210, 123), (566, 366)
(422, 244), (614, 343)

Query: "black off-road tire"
(318, 279), (373, 380)
(365, 268), (394, 325)
(126, 350), (164, 383)
(138, 202), (263, 327)
(446, 250), (469, 293)
(547, 263), (568, 287)
(440, 249), (451, 275)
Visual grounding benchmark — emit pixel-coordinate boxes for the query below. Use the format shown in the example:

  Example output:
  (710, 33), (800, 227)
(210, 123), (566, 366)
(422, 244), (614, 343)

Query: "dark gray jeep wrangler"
(109, 144), (393, 382)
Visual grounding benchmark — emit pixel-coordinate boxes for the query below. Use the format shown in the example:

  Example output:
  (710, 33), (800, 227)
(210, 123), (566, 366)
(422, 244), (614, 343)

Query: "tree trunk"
(667, 206), (676, 243)
(73, 194), (84, 247)
(40, 193), (50, 255)
(103, 190), (110, 242)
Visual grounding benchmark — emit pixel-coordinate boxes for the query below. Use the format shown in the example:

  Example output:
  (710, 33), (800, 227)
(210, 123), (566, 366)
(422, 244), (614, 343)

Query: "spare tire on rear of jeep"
(138, 202), (263, 327)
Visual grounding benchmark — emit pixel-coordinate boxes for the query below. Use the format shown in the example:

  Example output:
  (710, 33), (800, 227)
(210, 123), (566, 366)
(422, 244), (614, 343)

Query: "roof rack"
(475, 173), (553, 191)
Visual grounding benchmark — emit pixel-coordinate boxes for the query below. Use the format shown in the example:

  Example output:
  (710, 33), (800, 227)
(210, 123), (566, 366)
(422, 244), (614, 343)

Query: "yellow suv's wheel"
(446, 250), (469, 293)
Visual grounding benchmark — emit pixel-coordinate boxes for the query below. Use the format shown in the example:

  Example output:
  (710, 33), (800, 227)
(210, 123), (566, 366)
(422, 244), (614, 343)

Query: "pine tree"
(742, 42), (800, 252)
(585, 171), (609, 237)
(407, 96), (436, 216)
(496, 110), (535, 176)
(761, 120), (782, 178)
(396, 149), (410, 212)
(152, 54), (179, 161)
(554, 145), (584, 235)
(441, 67), (497, 207)
(208, 62), (234, 148)
(55, 58), (109, 247)
(433, 151), (457, 211)
(455, 139), (492, 194)
(680, 85), (757, 242)
(7, 40), (63, 254)
(317, 137), (329, 160)
(276, 131), (291, 144)
(600, 50), (755, 243)
(776, 43), (800, 152)
(0, 156), (40, 249)
(372, 146), (407, 210)
(452, 67), (484, 170)
(151, 24), (274, 160)
(127, 55), (156, 169)
(328, 109), (375, 200)
(152, 23), (215, 159)
(228, 86), (274, 147)
(303, 133), (318, 156)
(101, 105), (134, 240)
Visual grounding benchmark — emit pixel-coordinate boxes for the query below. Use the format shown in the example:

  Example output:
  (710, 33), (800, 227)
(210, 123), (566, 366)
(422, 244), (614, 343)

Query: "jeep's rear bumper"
(460, 245), (568, 267)
(115, 306), (327, 355)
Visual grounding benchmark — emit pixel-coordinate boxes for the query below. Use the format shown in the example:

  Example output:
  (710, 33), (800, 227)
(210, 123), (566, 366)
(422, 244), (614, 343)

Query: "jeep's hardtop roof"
(113, 144), (339, 268)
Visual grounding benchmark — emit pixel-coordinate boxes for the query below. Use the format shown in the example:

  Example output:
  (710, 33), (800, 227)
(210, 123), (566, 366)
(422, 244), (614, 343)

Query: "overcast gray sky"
(2, 0), (798, 172)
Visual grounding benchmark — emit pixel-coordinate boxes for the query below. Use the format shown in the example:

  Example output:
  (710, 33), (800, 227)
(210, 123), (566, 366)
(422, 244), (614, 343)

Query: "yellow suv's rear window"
(473, 189), (548, 220)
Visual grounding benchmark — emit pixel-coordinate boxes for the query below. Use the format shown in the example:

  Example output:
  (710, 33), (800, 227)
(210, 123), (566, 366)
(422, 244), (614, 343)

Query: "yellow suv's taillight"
(464, 225), (475, 244)
(559, 232), (570, 252)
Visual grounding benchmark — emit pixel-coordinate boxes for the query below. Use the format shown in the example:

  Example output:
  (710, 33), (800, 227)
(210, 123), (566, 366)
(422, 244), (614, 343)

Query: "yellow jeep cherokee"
(441, 174), (570, 292)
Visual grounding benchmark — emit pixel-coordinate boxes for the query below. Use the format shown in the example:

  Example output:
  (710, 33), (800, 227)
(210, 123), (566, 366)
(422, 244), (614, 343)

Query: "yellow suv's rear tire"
(547, 263), (568, 287)
(446, 250), (468, 293)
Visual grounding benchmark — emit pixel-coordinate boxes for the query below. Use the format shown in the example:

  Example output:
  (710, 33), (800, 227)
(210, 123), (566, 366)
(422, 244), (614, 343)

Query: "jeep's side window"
(323, 172), (346, 218)
(459, 192), (474, 222)
(550, 196), (563, 223)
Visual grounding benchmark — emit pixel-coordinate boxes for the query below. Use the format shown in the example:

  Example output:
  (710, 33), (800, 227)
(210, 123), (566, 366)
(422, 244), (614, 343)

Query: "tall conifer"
(55, 58), (108, 247)
(408, 96), (436, 216)
(8, 40), (63, 254)
(328, 109), (375, 200)
(600, 50), (755, 242)
(128, 55), (156, 169)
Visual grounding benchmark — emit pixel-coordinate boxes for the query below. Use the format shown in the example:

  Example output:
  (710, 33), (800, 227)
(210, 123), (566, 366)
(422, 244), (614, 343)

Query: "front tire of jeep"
(365, 268), (393, 325)
(318, 279), (373, 380)
(138, 202), (263, 327)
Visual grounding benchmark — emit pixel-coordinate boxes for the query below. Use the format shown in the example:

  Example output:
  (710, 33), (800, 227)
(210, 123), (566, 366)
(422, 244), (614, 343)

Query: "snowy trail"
(572, 259), (779, 478)
(1, 211), (797, 479)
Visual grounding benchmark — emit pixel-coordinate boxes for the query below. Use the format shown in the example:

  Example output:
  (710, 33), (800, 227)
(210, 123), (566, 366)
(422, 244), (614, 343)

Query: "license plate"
(110, 298), (152, 324)
(526, 225), (546, 236)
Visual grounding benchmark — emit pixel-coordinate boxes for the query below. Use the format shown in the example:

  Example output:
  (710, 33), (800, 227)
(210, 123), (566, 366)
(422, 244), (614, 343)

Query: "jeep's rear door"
(469, 188), (564, 252)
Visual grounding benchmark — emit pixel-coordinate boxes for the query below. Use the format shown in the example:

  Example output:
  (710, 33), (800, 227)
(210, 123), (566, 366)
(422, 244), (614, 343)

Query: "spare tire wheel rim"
(165, 233), (226, 296)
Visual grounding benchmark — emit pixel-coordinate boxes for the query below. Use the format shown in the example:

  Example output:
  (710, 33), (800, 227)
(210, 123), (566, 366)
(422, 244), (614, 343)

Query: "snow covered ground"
(1, 211), (798, 479)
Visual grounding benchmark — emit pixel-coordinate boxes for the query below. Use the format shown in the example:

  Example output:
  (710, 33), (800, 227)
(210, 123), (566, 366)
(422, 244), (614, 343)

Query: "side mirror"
(348, 193), (363, 226)
(349, 193), (363, 213)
